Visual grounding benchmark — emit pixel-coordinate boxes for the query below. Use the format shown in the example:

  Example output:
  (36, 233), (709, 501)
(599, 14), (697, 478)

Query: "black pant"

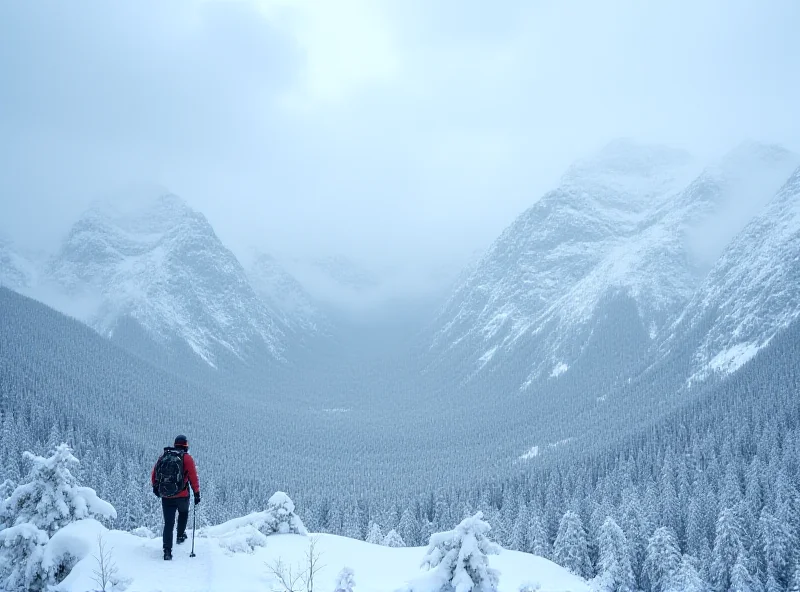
(161, 496), (190, 550)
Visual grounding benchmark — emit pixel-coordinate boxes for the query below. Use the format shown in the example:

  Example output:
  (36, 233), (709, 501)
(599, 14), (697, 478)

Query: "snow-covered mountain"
(426, 139), (701, 389)
(45, 191), (286, 369)
(662, 164), (800, 385)
(248, 251), (324, 333)
(425, 139), (798, 393)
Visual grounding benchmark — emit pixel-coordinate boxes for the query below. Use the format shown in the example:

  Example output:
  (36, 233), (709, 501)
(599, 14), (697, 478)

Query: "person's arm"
(184, 454), (200, 494)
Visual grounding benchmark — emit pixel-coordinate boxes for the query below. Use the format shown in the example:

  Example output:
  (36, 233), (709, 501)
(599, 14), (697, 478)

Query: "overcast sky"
(1, 0), (799, 279)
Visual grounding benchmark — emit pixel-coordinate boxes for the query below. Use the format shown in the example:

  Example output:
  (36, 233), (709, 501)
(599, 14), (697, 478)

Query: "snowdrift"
(53, 520), (589, 592)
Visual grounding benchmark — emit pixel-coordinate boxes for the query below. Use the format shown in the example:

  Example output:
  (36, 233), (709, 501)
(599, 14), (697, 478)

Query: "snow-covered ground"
(54, 519), (587, 592)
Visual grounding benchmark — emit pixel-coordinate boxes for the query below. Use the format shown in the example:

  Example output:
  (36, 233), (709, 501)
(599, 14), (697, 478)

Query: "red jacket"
(151, 449), (200, 498)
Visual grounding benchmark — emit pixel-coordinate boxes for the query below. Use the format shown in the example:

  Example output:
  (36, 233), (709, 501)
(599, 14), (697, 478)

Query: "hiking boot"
(164, 549), (173, 560)
(176, 533), (187, 544)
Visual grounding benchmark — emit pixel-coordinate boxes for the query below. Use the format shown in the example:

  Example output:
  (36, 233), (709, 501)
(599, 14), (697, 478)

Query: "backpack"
(154, 448), (186, 498)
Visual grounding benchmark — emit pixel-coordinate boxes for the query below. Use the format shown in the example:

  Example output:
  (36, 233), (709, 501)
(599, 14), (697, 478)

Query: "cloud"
(253, 0), (400, 107)
(1, 0), (799, 299)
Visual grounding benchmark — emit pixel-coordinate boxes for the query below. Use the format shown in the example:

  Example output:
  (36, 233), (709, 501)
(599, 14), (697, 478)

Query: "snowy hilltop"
(0, 444), (588, 592)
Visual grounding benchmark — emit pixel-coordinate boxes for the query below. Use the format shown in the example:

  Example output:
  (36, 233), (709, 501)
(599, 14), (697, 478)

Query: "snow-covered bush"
(334, 566), (356, 592)
(216, 524), (269, 554)
(203, 491), (307, 553)
(383, 528), (406, 547)
(0, 444), (116, 591)
(0, 523), (49, 591)
(518, 581), (540, 592)
(414, 511), (501, 592)
(130, 526), (155, 539)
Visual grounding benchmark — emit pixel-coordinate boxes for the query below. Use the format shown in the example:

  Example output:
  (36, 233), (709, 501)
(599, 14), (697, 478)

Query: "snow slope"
(662, 164), (800, 384)
(248, 252), (324, 333)
(44, 190), (286, 368)
(54, 521), (588, 592)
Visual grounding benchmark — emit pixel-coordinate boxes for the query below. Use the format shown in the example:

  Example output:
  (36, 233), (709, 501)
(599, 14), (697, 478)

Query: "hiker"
(151, 434), (200, 560)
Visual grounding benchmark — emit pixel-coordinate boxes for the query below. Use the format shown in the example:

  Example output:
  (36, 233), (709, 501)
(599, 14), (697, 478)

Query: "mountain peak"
(560, 139), (697, 205)
(565, 138), (694, 179)
(84, 188), (200, 236)
(720, 140), (796, 171)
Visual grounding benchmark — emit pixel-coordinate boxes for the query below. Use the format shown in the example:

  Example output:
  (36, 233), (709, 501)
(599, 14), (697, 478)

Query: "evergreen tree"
(759, 508), (792, 587)
(343, 503), (363, 540)
(711, 507), (745, 592)
(398, 508), (420, 547)
(510, 503), (528, 551)
(383, 529), (405, 547)
(527, 509), (550, 559)
(0, 443), (115, 535)
(366, 521), (384, 545)
(729, 552), (763, 592)
(592, 516), (635, 592)
(643, 527), (681, 592)
(0, 444), (116, 591)
(553, 510), (592, 579)
(261, 492), (308, 536)
(419, 512), (500, 592)
(663, 555), (708, 592)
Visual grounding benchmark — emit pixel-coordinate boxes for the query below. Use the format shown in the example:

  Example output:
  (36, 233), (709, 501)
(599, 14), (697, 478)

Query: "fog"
(2, 0), (799, 291)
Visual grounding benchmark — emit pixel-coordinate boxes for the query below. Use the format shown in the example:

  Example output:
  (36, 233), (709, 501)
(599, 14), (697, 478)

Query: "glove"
(152, 485), (159, 497)
(194, 492), (201, 505)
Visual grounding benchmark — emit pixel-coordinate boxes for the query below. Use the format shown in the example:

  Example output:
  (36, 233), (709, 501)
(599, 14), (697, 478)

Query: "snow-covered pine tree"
(326, 499), (343, 534)
(759, 508), (792, 588)
(729, 552), (762, 592)
(553, 510), (592, 579)
(334, 566), (356, 592)
(0, 443), (115, 535)
(398, 508), (420, 546)
(592, 516), (635, 592)
(366, 521), (384, 545)
(710, 507), (746, 592)
(642, 526), (681, 592)
(619, 489), (649, 585)
(383, 528), (405, 547)
(663, 555), (708, 592)
(527, 508), (550, 559)
(510, 503), (528, 552)
(262, 491), (308, 536)
(0, 443), (116, 591)
(343, 502), (363, 540)
(419, 511), (500, 592)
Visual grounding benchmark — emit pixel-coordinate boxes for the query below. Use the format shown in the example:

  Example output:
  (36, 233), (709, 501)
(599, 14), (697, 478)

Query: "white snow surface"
(52, 521), (588, 592)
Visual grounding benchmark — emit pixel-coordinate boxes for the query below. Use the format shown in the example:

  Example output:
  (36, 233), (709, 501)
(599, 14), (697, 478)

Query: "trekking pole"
(189, 498), (197, 558)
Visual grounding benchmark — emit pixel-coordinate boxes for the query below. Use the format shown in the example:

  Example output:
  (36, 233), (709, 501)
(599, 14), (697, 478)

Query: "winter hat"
(174, 434), (189, 448)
